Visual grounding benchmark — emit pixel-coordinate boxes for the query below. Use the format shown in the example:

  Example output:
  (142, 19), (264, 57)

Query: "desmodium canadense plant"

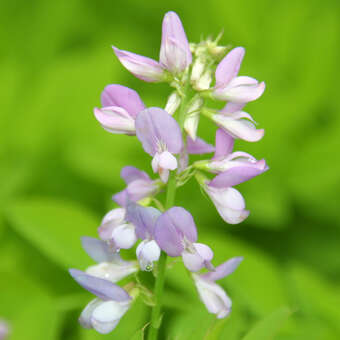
(69, 11), (268, 339)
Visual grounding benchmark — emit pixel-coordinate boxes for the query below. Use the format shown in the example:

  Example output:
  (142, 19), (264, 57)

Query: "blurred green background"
(1, 0), (340, 339)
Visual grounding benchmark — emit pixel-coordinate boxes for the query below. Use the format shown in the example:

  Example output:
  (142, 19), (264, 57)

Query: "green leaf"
(200, 232), (288, 316)
(242, 307), (291, 340)
(4, 197), (99, 269)
(0, 270), (61, 340)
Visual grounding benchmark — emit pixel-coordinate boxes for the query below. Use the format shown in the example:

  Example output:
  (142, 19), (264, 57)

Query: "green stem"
(148, 71), (192, 340)
(148, 173), (177, 340)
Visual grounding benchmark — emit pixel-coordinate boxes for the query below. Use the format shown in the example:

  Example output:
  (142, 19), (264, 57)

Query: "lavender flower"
(113, 11), (191, 82)
(135, 107), (182, 183)
(126, 203), (162, 271)
(94, 84), (145, 135)
(81, 237), (138, 282)
(193, 257), (243, 318)
(207, 102), (264, 142)
(97, 208), (137, 250)
(154, 207), (214, 272)
(196, 129), (268, 173)
(212, 47), (265, 103)
(113, 166), (160, 206)
(69, 269), (132, 334)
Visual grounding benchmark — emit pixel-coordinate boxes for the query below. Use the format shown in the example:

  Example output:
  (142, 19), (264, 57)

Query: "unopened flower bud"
(165, 92), (181, 115)
(184, 97), (203, 140)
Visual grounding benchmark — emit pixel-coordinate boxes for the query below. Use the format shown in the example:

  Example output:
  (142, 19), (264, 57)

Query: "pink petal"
(213, 129), (234, 160)
(215, 47), (245, 88)
(160, 11), (192, 72)
(101, 85), (145, 118)
(113, 46), (164, 82)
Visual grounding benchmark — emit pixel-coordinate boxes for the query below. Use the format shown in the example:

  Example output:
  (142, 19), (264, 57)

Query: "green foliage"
(0, 0), (340, 339)
(242, 307), (291, 340)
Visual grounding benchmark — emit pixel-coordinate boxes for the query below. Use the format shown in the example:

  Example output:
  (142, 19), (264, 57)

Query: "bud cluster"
(69, 11), (268, 336)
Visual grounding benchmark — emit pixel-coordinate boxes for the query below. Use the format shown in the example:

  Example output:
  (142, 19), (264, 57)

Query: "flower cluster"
(70, 11), (267, 336)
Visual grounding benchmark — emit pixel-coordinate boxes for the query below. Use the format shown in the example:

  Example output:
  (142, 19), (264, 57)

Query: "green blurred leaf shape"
(0, 271), (61, 340)
(201, 232), (288, 316)
(287, 264), (340, 334)
(5, 197), (98, 269)
(242, 306), (291, 340)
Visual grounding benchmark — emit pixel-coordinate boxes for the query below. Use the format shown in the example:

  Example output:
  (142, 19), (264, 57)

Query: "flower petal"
(91, 300), (130, 334)
(69, 269), (131, 302)
(208, 162), (268, 188)
(135, 107), (182, 155)
(120, 166), (151, 184)
(213, 129), (234, 160)
(79, 298), (102, 329)
(159, 151), (178, 170)
(160, 11), (192, 73)
(136, 239), (161, 271)
(215, 47), (245, 88)
(201, 256), (243, 281)
(113, 46), (165, 82)
(193, 274), (232, 318)
(81, 236), (117, 263)
(111, 223), (137, 249)
(220, 102), (245, 114)
(154, 207), (197, 256)
(214, 78), (265, 103)
(86, 261), (138, 283)
(182, 243), (214, 272)
(212, 113), (264, 142)
(205, 186), (249, 224)
(94, 107), (135, 135)
(101, 85), (145, 118)
(187, 136), (215, 154)
(126, 203), (161, 239)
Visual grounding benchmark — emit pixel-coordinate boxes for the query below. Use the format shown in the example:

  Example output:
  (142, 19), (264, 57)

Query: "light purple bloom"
(135, 108), (182, 183)
(207, 129), (268, 174)
(205, 184), (249, 224)
(113, 166), (159, 206)
(154, 207), (213, 272)
(94, 84), (145, 135)
(213, 47), (265, 103)
(126, 203), (162, 271)
(193, 257), (242, 318)
(160, 11), (192, 73)
(113, 12), (191, 82)
(81, 237), (138, 282)
(211, 103), (264, 142)
(97, 208), (137, 250)
(187, 136), (215, 155)
(69, 269), (131, 334)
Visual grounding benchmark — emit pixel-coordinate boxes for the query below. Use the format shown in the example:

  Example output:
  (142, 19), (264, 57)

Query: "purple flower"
(97, 208), (137, 250)
(69, 269), (131, 334)
(193, 257), (243, 318)
(200, 129), (268, 174)
(135, 108), (182, 183)
(212, 47), (265, 103)
(81, 237), (138, 282)
(205, 184), (250, 224)
(113, 12), (191, 82)
(160, 11), (192, 73)
(154, 207), (213, 272)
(210, 103), (264, 142)
(113, 166), (159, 207)
(126, 203), (162, 271)
(94, 84), (145, 135)
(187, 136), (215, 155)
